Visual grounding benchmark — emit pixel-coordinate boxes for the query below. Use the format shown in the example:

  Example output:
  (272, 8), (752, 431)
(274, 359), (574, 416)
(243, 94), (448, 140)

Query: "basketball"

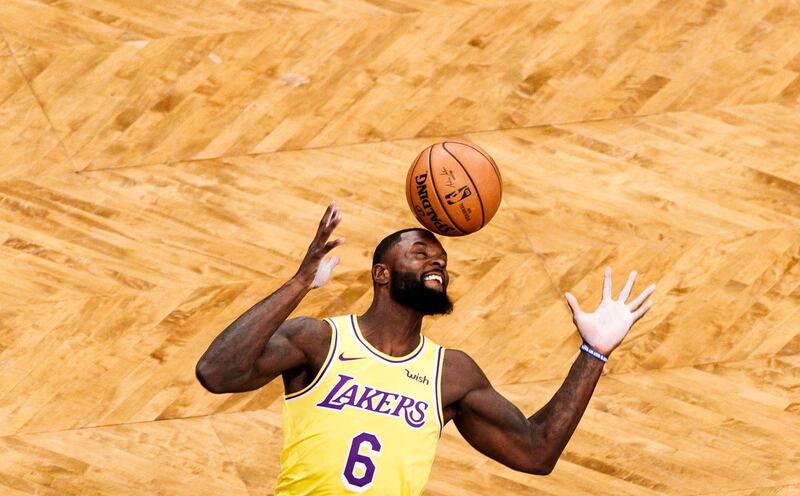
(405, 140), (502, 236)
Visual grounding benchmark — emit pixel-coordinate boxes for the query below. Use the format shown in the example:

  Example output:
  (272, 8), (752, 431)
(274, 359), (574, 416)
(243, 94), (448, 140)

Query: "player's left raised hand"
(564, 267), (655, 357)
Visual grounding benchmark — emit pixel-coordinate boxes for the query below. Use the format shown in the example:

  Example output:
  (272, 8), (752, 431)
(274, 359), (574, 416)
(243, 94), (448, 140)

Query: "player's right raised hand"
(295, 201), (344, 289)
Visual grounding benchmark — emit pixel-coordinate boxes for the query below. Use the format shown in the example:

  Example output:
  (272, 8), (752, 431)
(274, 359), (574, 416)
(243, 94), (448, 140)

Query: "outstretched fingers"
(632, 300), (654, 322)
(628, 283), (656, 311)
(324, 236), (345, 252)
(325, 210), (342, 236)
(564, 292), (583, 318)
(618, 271), (637, 302)
(316, 202), (335, 235)
(315, 201), (342, 247)
(602, 266), (612, 300)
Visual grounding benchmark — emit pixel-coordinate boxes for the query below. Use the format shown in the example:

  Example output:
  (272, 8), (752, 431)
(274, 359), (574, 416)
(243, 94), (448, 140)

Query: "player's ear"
(372, 263), (390, 285)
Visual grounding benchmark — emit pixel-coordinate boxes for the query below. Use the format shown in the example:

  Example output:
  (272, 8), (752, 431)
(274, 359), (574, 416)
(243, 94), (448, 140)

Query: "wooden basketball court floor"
(1, 0), (800, 494)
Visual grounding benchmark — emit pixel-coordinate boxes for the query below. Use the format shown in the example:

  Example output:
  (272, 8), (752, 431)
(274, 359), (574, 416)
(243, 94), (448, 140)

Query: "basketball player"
(196, 201), (655, 495)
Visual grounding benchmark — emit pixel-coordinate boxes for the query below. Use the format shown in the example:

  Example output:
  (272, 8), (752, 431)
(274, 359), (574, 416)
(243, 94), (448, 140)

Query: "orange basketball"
(405, 140), (502, 236)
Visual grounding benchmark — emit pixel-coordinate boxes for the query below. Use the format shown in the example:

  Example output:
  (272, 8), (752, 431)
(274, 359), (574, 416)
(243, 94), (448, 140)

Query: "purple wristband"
(580, 343), (609, 363)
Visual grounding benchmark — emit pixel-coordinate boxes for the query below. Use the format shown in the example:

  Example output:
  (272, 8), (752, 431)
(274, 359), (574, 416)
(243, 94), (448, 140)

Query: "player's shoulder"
(443, 348), (477, 368)
(442, 349), (491, 395)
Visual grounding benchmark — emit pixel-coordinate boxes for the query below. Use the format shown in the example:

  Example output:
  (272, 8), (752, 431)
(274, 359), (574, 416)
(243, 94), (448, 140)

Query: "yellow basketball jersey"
(275, 314), (445, 495)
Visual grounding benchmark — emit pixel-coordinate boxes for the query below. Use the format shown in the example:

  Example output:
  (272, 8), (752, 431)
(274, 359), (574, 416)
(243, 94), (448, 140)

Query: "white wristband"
(580, 343), (608, 363)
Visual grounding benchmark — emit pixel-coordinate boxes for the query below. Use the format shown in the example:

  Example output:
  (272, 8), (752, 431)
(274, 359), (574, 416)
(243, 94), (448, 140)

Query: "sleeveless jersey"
(275, 314), (445, 495)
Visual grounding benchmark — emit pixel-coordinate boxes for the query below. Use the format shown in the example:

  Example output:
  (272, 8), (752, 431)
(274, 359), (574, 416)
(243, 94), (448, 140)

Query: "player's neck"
(358, 299), (423, 357)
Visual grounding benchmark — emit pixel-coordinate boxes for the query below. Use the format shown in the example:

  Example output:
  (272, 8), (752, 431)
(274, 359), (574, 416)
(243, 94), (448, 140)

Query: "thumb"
(564, 292), (583, 316)
(311, 255), (340, 288)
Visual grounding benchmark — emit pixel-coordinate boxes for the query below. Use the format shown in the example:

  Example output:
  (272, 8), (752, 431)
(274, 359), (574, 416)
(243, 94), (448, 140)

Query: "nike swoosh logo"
(338, 353), (365, 361)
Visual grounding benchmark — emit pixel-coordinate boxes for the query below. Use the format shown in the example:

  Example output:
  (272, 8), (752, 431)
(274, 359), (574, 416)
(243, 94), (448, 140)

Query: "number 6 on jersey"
(342, 432), (382, 492)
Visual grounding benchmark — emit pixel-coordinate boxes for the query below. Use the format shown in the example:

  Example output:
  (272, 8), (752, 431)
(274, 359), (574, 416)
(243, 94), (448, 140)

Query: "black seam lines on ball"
(442, 141), (486, 229)
(457, 141), (502, 183)
(428, 144), (465, 235)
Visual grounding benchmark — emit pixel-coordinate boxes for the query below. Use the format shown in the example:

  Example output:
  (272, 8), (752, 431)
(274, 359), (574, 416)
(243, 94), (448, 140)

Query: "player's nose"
(430, 254), (446, 270)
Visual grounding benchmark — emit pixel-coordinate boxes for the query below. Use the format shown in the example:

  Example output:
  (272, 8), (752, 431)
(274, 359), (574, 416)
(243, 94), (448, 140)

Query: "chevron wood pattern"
(0, 53), (68, 178)
(5, 0), (800, 174)
(0, 0), (529, 51)
(0, 416), (250, 495)
(708, 486), (800, 496)
(2, 0), (800, 495)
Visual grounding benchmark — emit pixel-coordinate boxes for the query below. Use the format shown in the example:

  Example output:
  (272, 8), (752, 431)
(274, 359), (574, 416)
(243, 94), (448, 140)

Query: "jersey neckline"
(350, 314), (426, 364)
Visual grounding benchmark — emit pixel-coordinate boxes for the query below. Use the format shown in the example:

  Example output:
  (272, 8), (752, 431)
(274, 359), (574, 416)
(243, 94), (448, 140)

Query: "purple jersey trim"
(285, 318), (338, 400)
(434, 346), (444, 437)
(350, 314), (426, 364)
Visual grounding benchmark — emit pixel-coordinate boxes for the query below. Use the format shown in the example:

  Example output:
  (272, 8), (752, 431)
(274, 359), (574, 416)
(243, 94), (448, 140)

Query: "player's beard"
(390, 270), (453, 315)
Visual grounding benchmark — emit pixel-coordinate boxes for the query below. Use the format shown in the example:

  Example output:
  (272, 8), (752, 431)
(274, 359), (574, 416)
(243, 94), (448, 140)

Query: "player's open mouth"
(422, 271), (445, 290)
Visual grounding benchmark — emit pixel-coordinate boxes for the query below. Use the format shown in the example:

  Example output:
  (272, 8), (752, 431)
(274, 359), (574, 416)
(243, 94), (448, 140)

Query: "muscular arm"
(446, 349), (603, 475)
(447, 268), (655, 474)
(195, 277), (318, 393)
(195, 202), (343, 394)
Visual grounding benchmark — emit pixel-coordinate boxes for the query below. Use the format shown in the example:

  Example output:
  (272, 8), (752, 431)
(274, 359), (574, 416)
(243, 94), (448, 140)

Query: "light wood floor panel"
(8, 1), (800, 171)
(0, 0), (322, 51)
(0, 417), (250, 495)
(0, 35), (10, 57)
(208, 406), (284, 496)
(711, 104), (800, 184)
(0, 0), (532, 53)
(708, 485), (800, 496)
(0, 55), (68, 178)
(491, 103), (800, 260)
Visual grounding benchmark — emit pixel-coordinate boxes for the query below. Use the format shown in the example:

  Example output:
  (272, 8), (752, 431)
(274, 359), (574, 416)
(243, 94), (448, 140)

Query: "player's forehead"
(397, 231), (446, 255)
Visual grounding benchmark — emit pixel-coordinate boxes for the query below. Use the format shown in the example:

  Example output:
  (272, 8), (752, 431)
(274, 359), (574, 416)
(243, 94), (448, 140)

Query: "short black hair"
(372, 228), (435, 266)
